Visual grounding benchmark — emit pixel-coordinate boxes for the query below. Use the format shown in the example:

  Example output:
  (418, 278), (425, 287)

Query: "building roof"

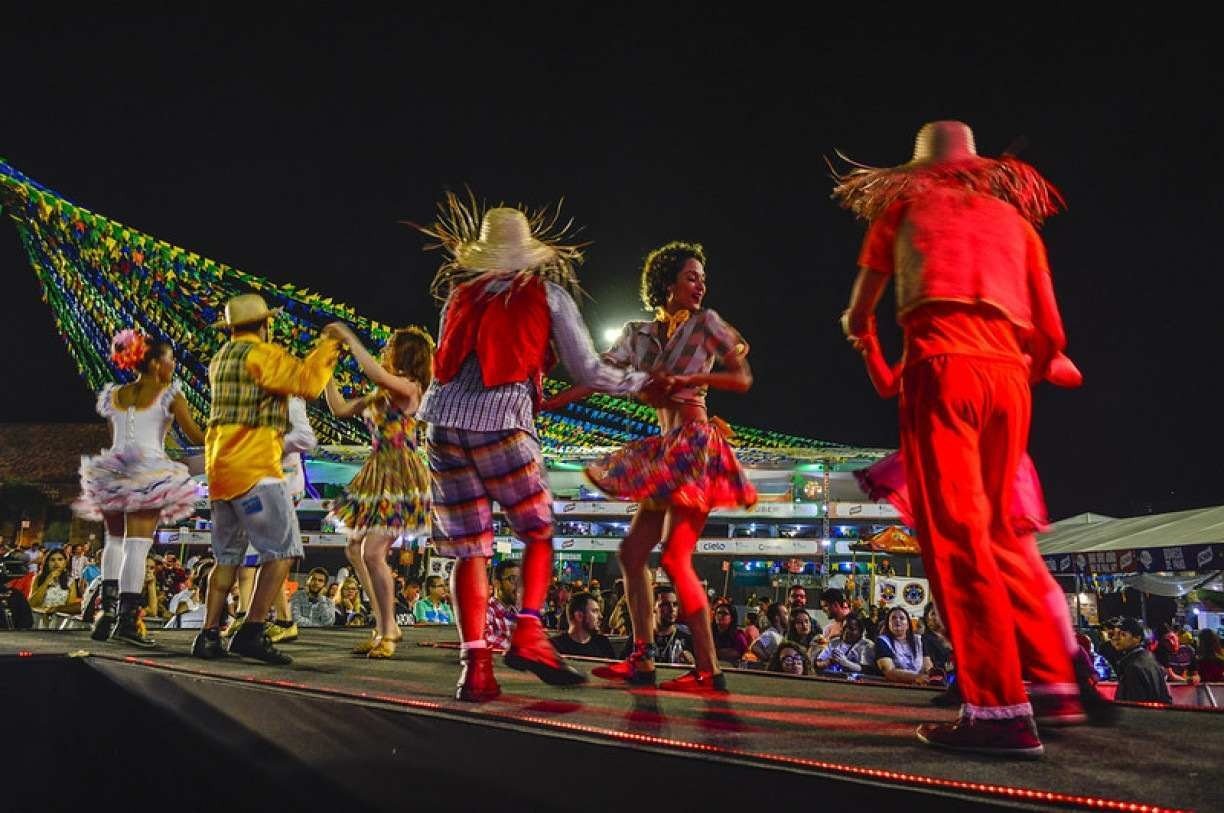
(0, 422), (108, 489)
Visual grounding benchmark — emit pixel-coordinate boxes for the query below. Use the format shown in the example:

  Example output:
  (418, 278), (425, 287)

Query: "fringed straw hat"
(830, 120), (1065, 225)
(455, 208), (561, 273)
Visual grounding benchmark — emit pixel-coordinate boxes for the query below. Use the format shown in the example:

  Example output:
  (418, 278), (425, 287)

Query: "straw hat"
(214, 293), (281, 329)
(910, 120), (978, 163)
(453, 207), (561, 272)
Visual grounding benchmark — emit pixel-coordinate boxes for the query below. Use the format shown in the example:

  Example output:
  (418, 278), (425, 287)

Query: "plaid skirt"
(585, 420), (757, 513)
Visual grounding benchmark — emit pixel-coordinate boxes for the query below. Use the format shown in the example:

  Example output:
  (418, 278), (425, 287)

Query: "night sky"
(1, 9), (1219, 520)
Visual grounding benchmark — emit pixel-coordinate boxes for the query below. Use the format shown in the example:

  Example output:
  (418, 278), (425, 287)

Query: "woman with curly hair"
(548, 241), (756, 693)
(73, 330), (205, 647)
(324, 323), (434, 658)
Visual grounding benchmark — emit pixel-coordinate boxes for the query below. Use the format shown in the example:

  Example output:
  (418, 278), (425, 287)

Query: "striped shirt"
(604, 309), (746, 407)
(419, 280), (649, 433)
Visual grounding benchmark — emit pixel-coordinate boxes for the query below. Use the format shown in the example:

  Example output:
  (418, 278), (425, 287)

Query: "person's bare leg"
(618, 508), (666, 669)
(248, 558), (292, 624)
(204, 565), (238, 628)
(361, 531), (399, 640)
(661, 506), (718, 675)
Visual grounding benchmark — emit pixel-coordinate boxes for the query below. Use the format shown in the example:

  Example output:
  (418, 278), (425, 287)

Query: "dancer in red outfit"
(413, 195), (665, 701)
(854, 337), (1114, 722)
(837, 121), (1076, 758)
(549, 242), (757, 693)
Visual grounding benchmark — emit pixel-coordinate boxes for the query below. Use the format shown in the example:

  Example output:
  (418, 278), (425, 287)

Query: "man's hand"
(639, 374), (674, 407)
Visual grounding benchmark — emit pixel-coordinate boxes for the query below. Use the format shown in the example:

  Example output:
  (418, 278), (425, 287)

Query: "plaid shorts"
(426, 426), (552, 559)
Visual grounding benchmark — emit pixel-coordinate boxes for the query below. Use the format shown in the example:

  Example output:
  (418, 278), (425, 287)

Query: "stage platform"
(3, 626), (1218, 812)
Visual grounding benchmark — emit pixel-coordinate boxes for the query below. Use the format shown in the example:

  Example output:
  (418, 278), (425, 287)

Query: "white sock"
(101, 534), (124, 581)
(460, 640), (488, 651)
(119, 536), (153, 593)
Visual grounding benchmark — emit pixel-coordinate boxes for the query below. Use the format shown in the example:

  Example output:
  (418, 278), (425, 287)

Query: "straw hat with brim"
(453, 207), (561, 272)
(213, 293), (282, 329)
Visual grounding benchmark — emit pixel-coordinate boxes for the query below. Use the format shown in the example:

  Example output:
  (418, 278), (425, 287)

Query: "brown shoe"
(917, 715), (1044, 759)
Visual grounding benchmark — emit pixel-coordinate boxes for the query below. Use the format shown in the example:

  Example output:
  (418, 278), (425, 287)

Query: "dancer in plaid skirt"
(413, 194), (667, 701)
(548, 241), (756, 693)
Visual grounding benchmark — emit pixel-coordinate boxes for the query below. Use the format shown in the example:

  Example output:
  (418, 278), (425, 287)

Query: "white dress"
(72, 380), (200, 522)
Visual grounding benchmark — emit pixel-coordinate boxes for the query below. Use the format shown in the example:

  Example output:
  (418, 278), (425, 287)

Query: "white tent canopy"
(1038, 506), (1224, 555)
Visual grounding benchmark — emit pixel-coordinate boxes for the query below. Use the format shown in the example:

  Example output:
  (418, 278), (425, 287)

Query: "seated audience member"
(649, 587), (695, 665)
(553, 591), (617, 658)
(787, 584), (808, 612)
(786, 607), (818, 650)
(334, 577), (370, 626)
(1075, 632), (1113, 682)
(749, 602), (789, 663)
(606, 579), (630, 635)
(414, 575), (454, 625)
(1114, 617), (1173, 704)
(875, 606), (933, 685)
(485, 561), (520, 650)
(544, 582), (573, 630)
(289, 567), (336, 627)
(819, 588), (853, 639)
(1154, 622), (1195, 681)
(767, 640), (813, 676)
(743, 611), (762, 643)
(920, 602), (954, 678)
(0, 573), (34, 629)
(1193, 629), (1224, 683)
(29, 548), (81, 627)
(167, 562), (212, 629)
(394, 577), (421, 627)
(814, 615), (876, 675)
(712, 603), (749, 664)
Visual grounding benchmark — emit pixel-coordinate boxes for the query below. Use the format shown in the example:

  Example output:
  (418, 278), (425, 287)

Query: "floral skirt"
(585, 420), (757, 513)
(74, 447), (200, 523)
(331, 448), (431, 535)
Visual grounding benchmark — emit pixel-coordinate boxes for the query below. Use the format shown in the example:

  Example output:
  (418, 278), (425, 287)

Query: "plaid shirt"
(419, 280), (649, 433)
(485, 594), (517, 649)
(208, 339), (290, 432)
(604, 309), (746, 407)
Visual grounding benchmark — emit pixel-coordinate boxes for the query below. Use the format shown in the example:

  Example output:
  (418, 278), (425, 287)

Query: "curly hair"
(639, 241), (706, 311)
(380, 326), (435, 389)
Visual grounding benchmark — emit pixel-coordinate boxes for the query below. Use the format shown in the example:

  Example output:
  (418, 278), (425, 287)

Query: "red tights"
(659, 508), (708, 618)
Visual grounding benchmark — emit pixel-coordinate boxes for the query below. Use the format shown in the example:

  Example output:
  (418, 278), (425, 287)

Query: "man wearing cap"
(1113, 618), (1173, 704)
(412, 194), (666, 701)
(838, 122), (1076, 757)
(191, 293), (339, 663)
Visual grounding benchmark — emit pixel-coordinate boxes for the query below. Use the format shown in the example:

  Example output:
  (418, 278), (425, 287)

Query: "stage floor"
(3, 626), (1218, 812)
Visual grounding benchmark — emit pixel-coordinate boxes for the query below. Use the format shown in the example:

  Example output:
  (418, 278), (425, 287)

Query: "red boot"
(916, 715), (1044, 759)
(1030, 692), (1087, 727)
(504, 616), (586, 686)
(658, 669), (728, 694)
(456, 648), (501, 702)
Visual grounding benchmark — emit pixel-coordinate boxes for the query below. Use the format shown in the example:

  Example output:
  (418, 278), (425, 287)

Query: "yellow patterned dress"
(331, 393), (431, 535)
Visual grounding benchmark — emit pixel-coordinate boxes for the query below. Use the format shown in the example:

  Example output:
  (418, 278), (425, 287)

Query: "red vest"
(893, 187), (1036, 330)
(433, 276), (554, 391)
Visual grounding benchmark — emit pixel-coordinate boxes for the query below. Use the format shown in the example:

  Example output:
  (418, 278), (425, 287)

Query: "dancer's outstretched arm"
(540, 385), (594, 412)
(324, 380), (374, 419)
(323, 322), (422, 408)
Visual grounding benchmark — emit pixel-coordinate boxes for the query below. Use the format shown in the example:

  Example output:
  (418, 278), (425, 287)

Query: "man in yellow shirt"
(192, 294), (340, 663)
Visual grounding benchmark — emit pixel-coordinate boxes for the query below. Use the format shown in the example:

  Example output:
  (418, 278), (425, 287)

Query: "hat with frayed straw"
(454, 207), (561, 273)
(214, 293), (281, 329)
(910, 120), (978, 163)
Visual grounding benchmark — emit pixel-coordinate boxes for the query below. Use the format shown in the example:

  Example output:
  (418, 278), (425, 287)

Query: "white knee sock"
(101, 534), (124, 581)
(119, 537), (153, 593)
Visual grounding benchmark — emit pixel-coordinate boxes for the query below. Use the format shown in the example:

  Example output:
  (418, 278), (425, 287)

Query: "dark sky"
(1, 8), (1219, 520)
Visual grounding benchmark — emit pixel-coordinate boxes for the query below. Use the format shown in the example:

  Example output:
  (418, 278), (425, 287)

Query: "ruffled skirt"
(585, 420), (757, 512)
(331, 448), (432, 534)
(73, 447), (201, 523)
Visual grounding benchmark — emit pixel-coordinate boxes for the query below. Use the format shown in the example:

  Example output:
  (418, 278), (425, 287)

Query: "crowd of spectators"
(3, 537), (1222, 711)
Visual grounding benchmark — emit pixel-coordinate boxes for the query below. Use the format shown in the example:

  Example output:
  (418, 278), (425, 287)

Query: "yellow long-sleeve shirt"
(205, 335), (339, 501)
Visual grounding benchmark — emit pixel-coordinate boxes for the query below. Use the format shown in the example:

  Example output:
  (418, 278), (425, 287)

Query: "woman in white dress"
(73, 330), (205, 646)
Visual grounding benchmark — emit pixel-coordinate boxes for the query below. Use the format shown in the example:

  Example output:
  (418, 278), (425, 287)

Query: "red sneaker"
(456, 648), (501, 702)
(658, 670), (728, 694)
(1031, 693), (1088, 727)
(591, 641), (656, 685)
(916, 715), (1044, 759)
(504, 618), (586, 686)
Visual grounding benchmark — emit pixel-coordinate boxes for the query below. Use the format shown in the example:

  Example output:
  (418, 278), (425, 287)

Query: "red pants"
(900, 356), (1076, 719)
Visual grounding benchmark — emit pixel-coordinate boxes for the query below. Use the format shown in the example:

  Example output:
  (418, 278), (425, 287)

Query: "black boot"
(111, 593), (157, 648)
(191, 627), (227, 660)
(90, 580), (119, 642)
(227, 622), (292, 665)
